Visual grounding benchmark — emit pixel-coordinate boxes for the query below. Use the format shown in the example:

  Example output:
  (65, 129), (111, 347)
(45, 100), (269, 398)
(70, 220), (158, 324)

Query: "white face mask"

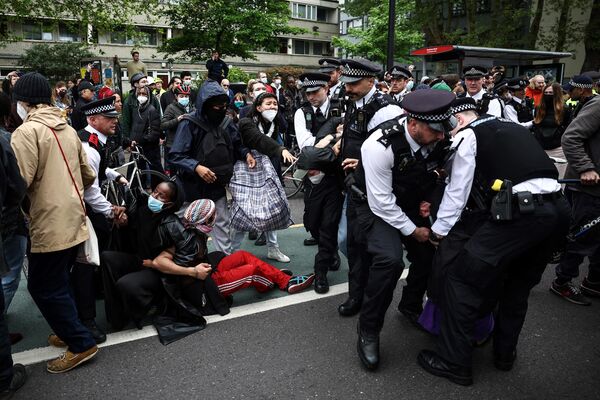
(137, 95), (148, 104)
(261, 109), (277, 122)
(253, 89), (266, 98)
(260, 77), (268, 84)
(17, 102), (29, 121)
(183, 79), (192, 86)
(406, 81), (414, 91)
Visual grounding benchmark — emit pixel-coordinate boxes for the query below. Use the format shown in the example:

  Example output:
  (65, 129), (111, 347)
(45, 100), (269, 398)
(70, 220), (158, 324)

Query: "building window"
(293, 40), (310, 55)
(23, 21), (54, 41)
(278, 38), (288, 54)
(110, 27), (158, 46)
(110, 31), (132, 45)
(317, 8), (328, 22)
(138, 27), (158, 46)
(58, 23), (82, 42)
(292, 3), (316, 20)
(313, 42), (323, 56)
(350, 18), (363, 29)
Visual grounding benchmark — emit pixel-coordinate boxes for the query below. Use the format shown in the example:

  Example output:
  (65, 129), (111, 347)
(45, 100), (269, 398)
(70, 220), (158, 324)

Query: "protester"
(221, 79), (234, 102)
(129, 85), (164, 176)
(533, 83), (571, 151)
(257, 72), (274, 94)
(525, 74), (545, 107)
(52, 81), (72, 116)
(206, 50), (229, 82)
(180, 71), (198, 107)
(161, 85), (194, 152)
(10, 72), (99, 373)
(160, 76), (182, 113)
(70, 80), (95, 131)
(239, 81), (267, 119)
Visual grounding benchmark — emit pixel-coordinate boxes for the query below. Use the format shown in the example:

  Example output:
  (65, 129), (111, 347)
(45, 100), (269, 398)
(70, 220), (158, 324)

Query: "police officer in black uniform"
(504, 78), (534, 129)
(353, 90), (456, 370)
(459, 66), (504, 117)
(419, 97), (570, 386)
(294, 73), (345, 293)
(387, 65), (412, 103)
(336, 58), (403, 317)
(75, 96), (128, 343)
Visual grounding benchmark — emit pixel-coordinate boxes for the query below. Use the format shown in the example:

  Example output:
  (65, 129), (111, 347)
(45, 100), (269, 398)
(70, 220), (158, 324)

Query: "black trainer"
(0, 363), (27, 399)
(550, 279), (591, 305)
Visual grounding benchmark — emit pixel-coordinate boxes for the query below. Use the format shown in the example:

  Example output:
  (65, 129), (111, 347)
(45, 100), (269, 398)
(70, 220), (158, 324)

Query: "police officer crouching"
(353, 90), (456, 370)
(419, 97), (570, 385)
(294, 72), (345, 293)
(504, 78), (534, 129)
(336, 58), (403, 317)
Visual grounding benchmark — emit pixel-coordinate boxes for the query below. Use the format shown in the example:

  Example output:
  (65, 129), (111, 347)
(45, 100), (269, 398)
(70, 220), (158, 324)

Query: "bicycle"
(280, 136), (304, 199)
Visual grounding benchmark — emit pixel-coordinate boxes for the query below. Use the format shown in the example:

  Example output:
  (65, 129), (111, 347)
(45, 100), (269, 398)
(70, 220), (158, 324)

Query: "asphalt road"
(13, 266), (600, 400)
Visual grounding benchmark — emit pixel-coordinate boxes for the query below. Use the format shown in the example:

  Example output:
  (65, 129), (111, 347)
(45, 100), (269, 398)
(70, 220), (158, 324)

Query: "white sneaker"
(267, 247), (290, 263)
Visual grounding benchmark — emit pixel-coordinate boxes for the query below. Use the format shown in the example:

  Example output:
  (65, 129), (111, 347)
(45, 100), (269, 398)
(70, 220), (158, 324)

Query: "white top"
(329, 82), (342, 99)
(82, 125), (120, 218)
(467, 89), (503, 118)
(361, 118), (425, 236)
(294, 98), (330, 150)
(504, 96), (534, 129)
(352, 85), (404, 132)
(431, 126), (562, 236)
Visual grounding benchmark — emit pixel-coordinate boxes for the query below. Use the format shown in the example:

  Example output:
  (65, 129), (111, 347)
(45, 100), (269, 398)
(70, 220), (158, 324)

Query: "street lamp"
(386, 0), (395, 72)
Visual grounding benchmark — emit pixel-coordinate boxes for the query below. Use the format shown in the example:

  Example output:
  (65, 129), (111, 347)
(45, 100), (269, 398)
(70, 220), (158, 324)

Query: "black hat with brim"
(462, 65), (487, 78)
(506, 78), (528, 90)
(299, 73), (330, 92)
(388, 65), (412, 80)
(318, 58), (341, 73)
(450, 97), (478, 114)
(562, 75), (594, 92)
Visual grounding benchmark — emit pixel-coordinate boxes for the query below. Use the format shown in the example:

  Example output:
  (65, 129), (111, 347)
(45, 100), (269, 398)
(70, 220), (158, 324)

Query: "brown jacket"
(10, 105), (96, 253)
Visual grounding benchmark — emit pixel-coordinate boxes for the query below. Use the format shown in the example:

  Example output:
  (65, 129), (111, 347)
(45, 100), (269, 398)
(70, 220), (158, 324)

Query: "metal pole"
(386, 0), (395, 72)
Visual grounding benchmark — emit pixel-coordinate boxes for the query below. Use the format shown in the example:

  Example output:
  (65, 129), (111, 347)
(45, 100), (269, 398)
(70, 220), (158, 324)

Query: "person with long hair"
(533, 83), (571, 151)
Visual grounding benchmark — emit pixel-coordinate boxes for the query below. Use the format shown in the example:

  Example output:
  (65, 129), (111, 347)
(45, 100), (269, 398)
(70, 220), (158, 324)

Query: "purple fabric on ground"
(418, 299), (494, 342)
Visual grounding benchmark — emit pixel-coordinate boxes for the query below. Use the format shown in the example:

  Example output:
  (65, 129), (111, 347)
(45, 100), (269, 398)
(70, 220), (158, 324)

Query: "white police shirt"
(294, 98), (330, 150)
(361, 117), (426, 236)
(82, 125), (120, 218)
(431, 125), (562, 236)
(353, 85), (403, 132)
(467, 89), (503, 118)
(504, 96), (534, 129)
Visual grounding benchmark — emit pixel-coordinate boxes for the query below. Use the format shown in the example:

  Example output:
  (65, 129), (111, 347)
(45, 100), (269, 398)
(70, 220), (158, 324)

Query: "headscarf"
(182, 199), (216, 234)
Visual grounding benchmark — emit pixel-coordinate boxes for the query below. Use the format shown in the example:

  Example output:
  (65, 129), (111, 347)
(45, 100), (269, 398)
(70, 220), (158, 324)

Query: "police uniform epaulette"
(78, 129), (99, 149)
(375, 119), (402, 148)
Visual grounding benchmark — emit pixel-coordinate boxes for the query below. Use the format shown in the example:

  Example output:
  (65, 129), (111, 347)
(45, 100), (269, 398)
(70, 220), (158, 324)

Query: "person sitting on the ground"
(149, 199), (315, 298)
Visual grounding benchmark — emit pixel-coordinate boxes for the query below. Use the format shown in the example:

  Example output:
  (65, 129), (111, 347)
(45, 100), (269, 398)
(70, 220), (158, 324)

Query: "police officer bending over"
(335, 58), (402, 317)
(294, 72), (345, 293)
(418, 97), (570, 386)
(504, 78), (534, 129)
(460, 66), (504, 118)
(354, 90), (456, 370)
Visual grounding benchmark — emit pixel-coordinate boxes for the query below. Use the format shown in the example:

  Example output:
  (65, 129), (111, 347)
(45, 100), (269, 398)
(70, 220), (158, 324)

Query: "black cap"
(450, 97), (478, 114)
(506, 78), (528, 90)
(340, 58), (381, 83)
(12, 72), (52, 105)
(388, 65), (412, 80)
(130, 72), (147, 85)
(462, 65), (487, 78)
(78, 80), (94, 92)
(299, 73), (330, 92)
(318, 58), (341, 73)
(401, 90), (455, 132)
(80, 96), (119, 118)
(562, 75), (593, 91)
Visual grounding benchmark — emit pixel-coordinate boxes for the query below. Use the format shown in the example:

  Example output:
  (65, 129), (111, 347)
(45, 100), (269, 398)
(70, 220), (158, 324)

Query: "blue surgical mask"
(178, 97), (190, 107)
(234, 100), (244, 108)
(147, 196), (164, 213)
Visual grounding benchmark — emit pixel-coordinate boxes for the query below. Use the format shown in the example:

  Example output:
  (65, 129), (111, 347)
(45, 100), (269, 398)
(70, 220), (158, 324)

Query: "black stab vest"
(506, 98), (534, 122)
(78, 129), (108, 183)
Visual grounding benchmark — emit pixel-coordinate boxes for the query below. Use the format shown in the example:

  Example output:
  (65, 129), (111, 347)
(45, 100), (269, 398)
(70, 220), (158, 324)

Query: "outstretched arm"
(146, 248), (212, 280)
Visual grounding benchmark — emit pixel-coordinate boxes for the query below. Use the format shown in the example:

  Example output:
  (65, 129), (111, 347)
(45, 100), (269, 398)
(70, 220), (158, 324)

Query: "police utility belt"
(490, 179), (562, 221)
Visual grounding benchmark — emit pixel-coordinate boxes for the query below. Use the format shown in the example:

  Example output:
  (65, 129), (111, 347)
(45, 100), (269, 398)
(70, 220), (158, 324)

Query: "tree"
(333, 0), (423, 64)
(160, 0), (304, 62)
(19, 42), (94, 82)
(2, 0), (160, 45)
(581, 0), (600, 71)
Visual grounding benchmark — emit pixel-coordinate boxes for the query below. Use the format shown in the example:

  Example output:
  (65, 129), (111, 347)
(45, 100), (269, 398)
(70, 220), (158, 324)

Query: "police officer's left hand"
(412, 227), (431, 243)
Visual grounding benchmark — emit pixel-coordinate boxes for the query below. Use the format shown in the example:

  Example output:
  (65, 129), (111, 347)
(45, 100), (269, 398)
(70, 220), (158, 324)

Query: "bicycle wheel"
(281, 162), (304, 199)
(130, 169), (170, 197)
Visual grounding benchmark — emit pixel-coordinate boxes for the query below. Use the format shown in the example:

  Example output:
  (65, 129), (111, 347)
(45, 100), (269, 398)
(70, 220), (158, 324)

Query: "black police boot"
(254, 232), (266, 246)
(329, 253), (341, 271)
(338, 297), (362, 317)
(398, 305), (423, 330)
(417, 350), (473, 386)
(494, 349), (517, 371)
(82, 319), (107, 344)
(357, 324), (379, 370)
(314, 273), (329, 294)
(0, 364), (27, 399)
(303, 236), (318, 246)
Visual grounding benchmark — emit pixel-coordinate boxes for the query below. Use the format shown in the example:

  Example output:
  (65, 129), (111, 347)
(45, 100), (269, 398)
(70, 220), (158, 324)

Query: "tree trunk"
(581, 0), (600, 72)
(554, 0), (571, 52)
(528, 0), (545, 48)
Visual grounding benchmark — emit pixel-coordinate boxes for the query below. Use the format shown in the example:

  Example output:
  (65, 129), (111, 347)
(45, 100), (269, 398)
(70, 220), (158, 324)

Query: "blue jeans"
(337, 194), (348, 258)
(1, 234), (26, 313)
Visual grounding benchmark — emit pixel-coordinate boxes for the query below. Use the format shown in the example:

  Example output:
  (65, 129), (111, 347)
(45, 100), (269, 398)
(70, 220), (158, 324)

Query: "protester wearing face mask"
(270, 74), (287, 116)
(129, 86), (164, 179)
(161, 85), (195, 157)
(52, 81), (72, 120)
(232, 92), (294, 261)
(122, 72), (160, 140)
(257, 72), (274, 94)
(533, 83), (571, 152)
(180, 71), (198, 107)
(169, 80), (255, 254)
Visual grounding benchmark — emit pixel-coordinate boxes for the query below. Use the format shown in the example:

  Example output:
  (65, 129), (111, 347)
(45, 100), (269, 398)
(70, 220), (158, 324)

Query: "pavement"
(8, 195), (600, 399)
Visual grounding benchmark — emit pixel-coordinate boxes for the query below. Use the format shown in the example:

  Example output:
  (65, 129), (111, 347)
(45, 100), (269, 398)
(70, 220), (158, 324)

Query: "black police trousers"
(346, 197), (374, 302)
(303, 175), (344, 276)
(438, 196), (570, 367)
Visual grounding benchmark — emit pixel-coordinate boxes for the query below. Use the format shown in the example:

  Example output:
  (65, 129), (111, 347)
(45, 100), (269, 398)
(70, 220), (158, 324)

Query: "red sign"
(410, 45), (455, 56)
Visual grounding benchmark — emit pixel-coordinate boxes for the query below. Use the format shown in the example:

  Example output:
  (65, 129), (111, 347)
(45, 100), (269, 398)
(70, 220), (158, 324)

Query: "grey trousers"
(211, 196), (232, 254)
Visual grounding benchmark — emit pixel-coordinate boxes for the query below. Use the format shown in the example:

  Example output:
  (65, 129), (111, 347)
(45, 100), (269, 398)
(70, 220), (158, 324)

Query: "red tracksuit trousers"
(211, 250), (291, 296)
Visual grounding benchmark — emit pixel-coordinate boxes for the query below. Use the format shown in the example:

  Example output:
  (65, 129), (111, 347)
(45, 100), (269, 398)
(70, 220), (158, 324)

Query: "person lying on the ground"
(146, 199), (315, 297)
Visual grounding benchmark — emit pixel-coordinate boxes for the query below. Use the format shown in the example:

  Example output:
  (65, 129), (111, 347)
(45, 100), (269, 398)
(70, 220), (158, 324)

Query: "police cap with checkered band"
(318, 58), (342, 73)
(462, 65), (487, 79)
(80, 96), (119, 118)
(340, 58), (381, 83)
(299, 72), (330, 93)
(388, 65), (412, 80)
(401, 90), (456, 132)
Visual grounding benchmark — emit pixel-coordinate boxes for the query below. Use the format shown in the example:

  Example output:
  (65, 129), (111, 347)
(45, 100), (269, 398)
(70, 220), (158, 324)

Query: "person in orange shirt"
(525, 74), (545, 107)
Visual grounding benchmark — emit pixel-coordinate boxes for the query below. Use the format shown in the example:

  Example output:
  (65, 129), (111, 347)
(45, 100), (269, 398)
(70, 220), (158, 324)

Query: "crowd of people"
(0, 48), (599, 396)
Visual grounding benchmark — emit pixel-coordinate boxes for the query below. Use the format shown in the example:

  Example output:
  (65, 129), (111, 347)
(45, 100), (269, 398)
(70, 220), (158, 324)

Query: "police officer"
(419, 97), (570, 386)
(387, 65), (412, 103)
(354, 90), (456, 370)
(294, 72), (345, 293)
(460, 66), (504, 117)
(76, 96), (128, 343)
(318, 58), (345, 107)
(504, 78), (534, 129)
(336, 58), (402, 317)
(564, 75), (596, 119)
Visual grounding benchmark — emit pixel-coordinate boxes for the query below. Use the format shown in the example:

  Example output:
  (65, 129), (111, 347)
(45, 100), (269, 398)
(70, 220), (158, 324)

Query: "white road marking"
(13, 270), (409, 366)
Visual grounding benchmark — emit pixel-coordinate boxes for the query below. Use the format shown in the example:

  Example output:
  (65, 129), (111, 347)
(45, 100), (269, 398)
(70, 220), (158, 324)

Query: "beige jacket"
(10, 105), (96, 253)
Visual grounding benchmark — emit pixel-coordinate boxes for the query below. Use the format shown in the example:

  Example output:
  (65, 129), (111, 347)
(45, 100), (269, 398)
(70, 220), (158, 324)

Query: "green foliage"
(333, 1), (423, 64)
(227, 66), (251, 83)
(265, 66), (304, 80)
(160, 0), (305, 61)
(19, 42), (94, 82)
